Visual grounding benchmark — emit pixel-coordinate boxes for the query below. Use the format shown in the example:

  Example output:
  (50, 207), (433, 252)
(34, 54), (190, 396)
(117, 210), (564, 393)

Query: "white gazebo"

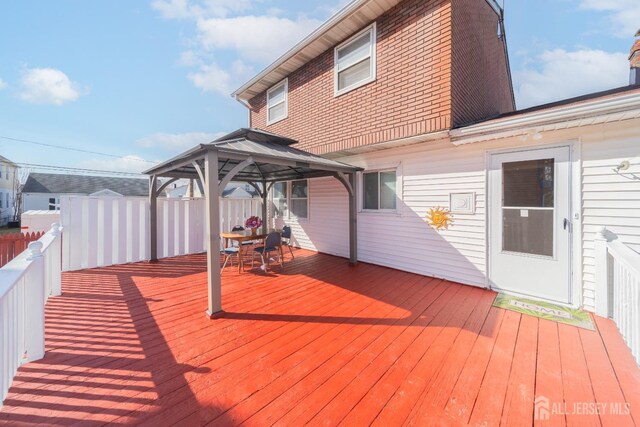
(144, 128), (362, 318)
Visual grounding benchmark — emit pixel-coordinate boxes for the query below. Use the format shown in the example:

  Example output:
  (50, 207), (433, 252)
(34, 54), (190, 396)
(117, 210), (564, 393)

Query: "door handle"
(563, 218), (570, 230)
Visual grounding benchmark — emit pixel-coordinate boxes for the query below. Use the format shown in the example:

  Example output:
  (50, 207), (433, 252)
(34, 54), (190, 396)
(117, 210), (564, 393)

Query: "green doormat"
(493, 293), (595, 330)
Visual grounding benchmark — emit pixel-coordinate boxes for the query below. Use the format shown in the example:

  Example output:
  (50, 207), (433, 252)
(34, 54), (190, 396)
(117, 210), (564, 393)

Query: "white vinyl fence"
(595, 227), (640, 365)
(0, 224), (63, 408)
(60, 196), (261, 271)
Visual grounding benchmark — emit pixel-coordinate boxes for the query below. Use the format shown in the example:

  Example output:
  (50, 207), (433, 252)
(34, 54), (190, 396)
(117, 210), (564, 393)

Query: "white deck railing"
(0, 224), (63, 408)
(60, 196), (262, 271)
(595, 227), (640, 364)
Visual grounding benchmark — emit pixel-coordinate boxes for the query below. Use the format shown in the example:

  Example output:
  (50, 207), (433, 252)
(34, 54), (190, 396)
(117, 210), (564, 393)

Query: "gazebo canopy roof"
(143, 128), (362, 183)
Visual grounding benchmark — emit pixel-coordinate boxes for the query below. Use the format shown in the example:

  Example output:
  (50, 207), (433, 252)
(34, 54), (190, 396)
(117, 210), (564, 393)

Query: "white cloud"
(152, 0), (191, 19)
(152, 0), (252, 20)
(178, 50), (204, 67)
(188, 60), (253, 95)
(19, 68), (86, 105)
(514, 49), (629, 109)
(187, 63), (233, 95)
(579, 0), (640, 37)
(152, 0), (328, 95)
(79, 155), (155, 174)
(136, 131), (223, 150)
(0, 78), (7, 90)
(196, 15), (322, 63)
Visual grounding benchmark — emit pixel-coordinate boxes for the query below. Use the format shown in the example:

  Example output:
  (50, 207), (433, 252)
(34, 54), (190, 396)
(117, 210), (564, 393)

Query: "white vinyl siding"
(276, 118), (639, 313)
(285, 142), (489, 288)
(270, 177), (349, 257)
(580, 133), (640, 311)
(267, 79), (288, 125)
(334, 23), (376, 96)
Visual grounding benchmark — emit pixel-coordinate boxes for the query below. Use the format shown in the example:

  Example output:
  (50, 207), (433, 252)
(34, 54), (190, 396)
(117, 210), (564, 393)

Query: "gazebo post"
(348, 172), (358, 265)
(204, 150), (223, 318)
(149, 175), (158, 262)
(334, 172), (358, 265)
(261, 180), (268, 234)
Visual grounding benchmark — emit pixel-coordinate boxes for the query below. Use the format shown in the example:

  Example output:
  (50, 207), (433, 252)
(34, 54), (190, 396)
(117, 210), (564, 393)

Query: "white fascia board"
(450, 93), (640, 145)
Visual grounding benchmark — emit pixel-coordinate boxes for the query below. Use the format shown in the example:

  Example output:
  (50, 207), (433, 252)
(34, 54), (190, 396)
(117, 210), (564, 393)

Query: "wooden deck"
(0, 250), (638, 426)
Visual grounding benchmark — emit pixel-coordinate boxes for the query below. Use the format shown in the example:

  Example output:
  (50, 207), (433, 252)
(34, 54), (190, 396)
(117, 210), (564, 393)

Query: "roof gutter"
(450, 92), (640, 145)
(234, 95), (251, 109)
(484, 0), (503, 16)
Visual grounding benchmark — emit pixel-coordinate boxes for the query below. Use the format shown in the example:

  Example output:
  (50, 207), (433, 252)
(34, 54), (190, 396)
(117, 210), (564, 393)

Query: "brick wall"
(450, 0), (515, 126)
(249, 0), (453, 155)
(248, 0), (514, 154)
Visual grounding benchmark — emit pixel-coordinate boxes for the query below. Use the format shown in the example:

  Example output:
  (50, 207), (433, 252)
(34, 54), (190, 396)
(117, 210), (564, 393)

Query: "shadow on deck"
(0, 249), (638, 426)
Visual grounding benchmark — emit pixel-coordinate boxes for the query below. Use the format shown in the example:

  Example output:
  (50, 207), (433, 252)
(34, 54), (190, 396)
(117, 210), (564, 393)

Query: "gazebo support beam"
(348, 172), (358, 265)
(335, 172), (358, 265)
(261, 181), (268, 234)
(156, 177), (179, 196)
(204, 150), (223, 318)
(219, 157), (254, 193)
(149, 175), (158, 262)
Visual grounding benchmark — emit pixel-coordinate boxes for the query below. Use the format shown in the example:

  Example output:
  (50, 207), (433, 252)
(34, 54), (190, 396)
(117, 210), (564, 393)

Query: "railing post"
(24, 241), (45, 362)
(49, 223), (62, 297)
(594, 227), (612, 318)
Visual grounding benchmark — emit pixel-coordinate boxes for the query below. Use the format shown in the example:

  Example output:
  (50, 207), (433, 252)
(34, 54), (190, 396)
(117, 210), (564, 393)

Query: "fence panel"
(0, 232), (45, 268)
(60, 196), (261, 271)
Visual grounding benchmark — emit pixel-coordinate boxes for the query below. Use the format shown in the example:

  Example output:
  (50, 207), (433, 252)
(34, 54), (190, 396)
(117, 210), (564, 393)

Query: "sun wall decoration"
(427, 207), (453, 230)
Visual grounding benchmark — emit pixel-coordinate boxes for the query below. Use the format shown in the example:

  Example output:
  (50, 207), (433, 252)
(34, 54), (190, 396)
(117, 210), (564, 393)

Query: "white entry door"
(489, 146), (572, 303)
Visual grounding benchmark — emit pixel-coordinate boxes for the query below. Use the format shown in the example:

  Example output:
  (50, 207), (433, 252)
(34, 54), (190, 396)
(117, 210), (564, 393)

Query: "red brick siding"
(450, 0), (515, 126)
(249, 0), (453, 155)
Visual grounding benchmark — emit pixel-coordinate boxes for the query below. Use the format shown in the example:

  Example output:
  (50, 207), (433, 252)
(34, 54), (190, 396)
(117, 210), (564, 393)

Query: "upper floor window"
(363, 170), (396, 211)
(334, 23), (377, 96)
(267, 78), (288, 125)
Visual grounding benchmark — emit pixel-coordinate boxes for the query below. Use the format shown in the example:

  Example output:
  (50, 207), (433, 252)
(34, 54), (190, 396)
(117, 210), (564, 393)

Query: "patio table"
(221, 230), (268, 272)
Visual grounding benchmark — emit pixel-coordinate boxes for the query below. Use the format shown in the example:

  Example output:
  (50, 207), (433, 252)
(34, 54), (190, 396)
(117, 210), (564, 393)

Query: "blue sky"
(0, 0), (638, 175)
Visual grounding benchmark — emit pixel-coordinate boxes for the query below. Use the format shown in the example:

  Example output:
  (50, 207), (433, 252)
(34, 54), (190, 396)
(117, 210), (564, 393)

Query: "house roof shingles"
(23, 173), (150, 197)
(0, 155), (18, 167)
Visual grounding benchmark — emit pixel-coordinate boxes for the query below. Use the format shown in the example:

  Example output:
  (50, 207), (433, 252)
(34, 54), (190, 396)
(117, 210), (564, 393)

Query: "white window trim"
(272, 179), (309, 221)
(359, 167), (400, 214)
(266, 78), (288, 125)
(334, 23), (377, 97)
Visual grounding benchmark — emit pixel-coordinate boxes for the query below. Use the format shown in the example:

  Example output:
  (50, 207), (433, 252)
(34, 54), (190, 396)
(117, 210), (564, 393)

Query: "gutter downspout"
(234, 95), (253, 127)
(492, 2), (517, 111)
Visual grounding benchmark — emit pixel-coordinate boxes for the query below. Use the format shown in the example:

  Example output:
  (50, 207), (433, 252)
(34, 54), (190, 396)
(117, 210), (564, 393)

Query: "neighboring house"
(0, 155), (19, 226)
(232, 0), (640, 312)
(22, 173), (152, 211)
(222, 183), (260, 199)
(167, 182), (259, 199)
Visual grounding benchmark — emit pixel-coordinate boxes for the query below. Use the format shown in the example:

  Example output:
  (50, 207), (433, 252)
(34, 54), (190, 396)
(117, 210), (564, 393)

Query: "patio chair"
(252, 231), (284, 271)
(231, 225), (255, 246)
(220, 246), (240, 270)
(281, 225), (295, 259)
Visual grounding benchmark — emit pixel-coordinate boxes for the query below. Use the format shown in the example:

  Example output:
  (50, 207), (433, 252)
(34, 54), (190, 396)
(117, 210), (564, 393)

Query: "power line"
(0, 135), (157, 164)
(15, 162), (145, 177)
(0, 159), (146, 177)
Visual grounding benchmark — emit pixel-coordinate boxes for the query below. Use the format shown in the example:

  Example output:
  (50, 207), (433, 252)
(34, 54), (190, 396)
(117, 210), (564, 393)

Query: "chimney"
(631, 29), (640, 85)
